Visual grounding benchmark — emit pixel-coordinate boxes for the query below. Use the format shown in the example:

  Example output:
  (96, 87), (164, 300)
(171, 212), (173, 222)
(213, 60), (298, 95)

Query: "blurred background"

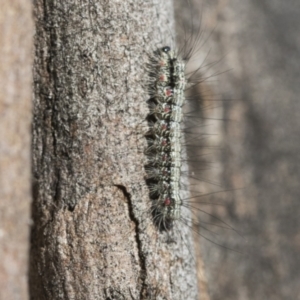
(175, 0), (300, 299)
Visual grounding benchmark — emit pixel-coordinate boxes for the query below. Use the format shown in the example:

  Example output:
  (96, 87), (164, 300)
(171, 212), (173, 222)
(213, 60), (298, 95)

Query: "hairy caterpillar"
(145, 46), (185, 231)
(142, 39), (238, 244)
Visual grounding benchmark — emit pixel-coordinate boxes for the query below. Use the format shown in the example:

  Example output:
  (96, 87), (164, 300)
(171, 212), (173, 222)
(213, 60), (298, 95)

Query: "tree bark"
(0, 0), (33, 299)
(31, 0), (198, 299)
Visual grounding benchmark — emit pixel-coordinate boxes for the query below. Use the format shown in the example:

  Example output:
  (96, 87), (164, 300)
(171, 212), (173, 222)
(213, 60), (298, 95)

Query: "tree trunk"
(30, 0), (198, 299)
(0, 0), (33, 299)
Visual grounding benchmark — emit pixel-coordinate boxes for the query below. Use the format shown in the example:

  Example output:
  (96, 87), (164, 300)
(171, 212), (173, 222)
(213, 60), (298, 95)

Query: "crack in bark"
(114, 184), (148, 299)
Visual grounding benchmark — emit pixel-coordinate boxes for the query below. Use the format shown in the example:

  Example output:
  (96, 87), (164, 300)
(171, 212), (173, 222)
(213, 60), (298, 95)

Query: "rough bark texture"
(0, 0), (33, 299)
(31, 0), (198, 299)
(175, 0), (300, 299)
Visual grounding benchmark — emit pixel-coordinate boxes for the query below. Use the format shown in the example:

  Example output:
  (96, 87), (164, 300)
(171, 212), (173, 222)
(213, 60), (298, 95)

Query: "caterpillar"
(141, 36), (236, 236)
(145, 46), (186, 231)
(136, 25), (245, 284)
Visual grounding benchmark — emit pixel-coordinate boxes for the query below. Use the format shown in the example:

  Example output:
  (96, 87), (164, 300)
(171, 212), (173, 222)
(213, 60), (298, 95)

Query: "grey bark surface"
(31, 0), (198, 299)
(0, 0), (33, 299)
(175, 0), (300, 299)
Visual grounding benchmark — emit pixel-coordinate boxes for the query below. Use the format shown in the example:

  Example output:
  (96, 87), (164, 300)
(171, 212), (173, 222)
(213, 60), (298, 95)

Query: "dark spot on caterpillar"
(162, 46), (171, 53)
